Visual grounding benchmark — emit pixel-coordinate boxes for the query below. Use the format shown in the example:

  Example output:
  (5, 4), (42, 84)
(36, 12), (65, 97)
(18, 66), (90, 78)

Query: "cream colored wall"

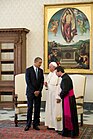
(0, 0), (93, 102)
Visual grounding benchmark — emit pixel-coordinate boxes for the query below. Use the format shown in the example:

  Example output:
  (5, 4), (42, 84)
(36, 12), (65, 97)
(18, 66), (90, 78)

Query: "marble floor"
(0, 106), (93, 125)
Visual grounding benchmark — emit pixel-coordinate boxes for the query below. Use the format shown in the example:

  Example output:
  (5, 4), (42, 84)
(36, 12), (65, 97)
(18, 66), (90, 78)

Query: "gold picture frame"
(44, 2), (93, 74)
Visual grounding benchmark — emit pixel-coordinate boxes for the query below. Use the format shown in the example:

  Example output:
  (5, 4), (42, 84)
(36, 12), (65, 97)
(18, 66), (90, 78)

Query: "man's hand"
(56, 99), (61, 103)
(34, 91), (40, 97)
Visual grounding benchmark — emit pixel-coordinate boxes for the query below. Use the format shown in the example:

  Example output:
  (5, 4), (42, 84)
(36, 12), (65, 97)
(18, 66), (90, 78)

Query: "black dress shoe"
(24, 126), (30, 131)
(33, 126), (40, 130)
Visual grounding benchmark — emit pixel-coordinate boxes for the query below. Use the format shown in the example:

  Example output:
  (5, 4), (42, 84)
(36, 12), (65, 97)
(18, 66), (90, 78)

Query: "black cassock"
(60, 73), (79, 137)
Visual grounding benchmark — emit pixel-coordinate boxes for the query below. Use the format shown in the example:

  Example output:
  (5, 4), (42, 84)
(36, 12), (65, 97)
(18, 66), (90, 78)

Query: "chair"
(69, 74), (86, 126)
(14, 73), (27, 127)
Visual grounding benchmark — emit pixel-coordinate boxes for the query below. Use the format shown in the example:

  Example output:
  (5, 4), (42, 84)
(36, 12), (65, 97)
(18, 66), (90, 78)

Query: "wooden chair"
(69, 74), (86, 126)
(14, 73), (27, 127)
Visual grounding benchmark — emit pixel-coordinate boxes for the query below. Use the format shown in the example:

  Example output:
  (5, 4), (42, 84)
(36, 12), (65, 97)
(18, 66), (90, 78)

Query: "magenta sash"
(64, 89), (74, 130)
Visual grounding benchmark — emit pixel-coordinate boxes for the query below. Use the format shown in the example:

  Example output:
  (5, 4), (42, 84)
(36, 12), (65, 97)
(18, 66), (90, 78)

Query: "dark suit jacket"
(26, 66), (44, 97)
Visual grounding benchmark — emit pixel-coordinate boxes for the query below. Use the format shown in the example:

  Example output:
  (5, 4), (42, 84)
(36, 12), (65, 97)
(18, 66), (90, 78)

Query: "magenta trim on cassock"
(64, 89), (74, 130)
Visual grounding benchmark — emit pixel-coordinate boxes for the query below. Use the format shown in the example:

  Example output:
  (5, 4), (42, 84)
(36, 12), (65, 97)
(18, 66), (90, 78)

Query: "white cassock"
(45, 70), (62, 131)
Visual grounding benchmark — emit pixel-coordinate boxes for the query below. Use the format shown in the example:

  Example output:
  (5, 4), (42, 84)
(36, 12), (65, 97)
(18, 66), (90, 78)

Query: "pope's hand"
(56, 99), (61, 103)
(44, 82), (48, 87)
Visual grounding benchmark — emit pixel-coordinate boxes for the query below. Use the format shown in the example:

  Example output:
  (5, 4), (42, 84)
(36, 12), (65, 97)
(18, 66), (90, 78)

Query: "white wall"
(0, 0), (93, 102)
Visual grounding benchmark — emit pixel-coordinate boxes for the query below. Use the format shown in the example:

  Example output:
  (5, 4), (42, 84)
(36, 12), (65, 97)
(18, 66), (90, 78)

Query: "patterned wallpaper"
(0, 0), (93, 101)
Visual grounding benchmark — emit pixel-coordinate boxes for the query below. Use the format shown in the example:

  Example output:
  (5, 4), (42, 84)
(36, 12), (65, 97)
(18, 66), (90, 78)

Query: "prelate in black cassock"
(26, 66), (44, 127)
(60, 73), (79, 137)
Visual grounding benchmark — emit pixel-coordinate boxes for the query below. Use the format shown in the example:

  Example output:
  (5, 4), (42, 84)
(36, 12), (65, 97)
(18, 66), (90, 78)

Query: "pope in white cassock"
(45, 62), (62, 131)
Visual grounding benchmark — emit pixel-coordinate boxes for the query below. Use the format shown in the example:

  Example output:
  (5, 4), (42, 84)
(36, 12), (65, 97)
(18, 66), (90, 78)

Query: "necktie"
(36, 68), (38, 79)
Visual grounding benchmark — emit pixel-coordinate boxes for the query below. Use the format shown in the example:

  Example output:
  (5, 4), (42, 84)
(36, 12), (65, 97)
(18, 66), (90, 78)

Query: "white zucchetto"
(50, 62), (57, 67)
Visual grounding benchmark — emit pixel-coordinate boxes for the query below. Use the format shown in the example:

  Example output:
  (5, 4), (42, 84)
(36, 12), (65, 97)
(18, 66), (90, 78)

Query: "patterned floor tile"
(0, 108), (93, 125)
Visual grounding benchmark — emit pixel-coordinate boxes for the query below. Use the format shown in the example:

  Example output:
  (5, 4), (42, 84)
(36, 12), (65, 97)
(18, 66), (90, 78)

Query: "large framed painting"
(44, 2), (93, 74)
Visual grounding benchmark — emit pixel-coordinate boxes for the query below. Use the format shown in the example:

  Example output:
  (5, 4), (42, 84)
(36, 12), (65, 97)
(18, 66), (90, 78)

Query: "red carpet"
(0, 120), (93, 139)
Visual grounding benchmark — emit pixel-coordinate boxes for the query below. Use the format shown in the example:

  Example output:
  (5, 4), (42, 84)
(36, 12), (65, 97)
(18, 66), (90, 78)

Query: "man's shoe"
(24, 126), (30, 131)
(33, 126), (40, 130)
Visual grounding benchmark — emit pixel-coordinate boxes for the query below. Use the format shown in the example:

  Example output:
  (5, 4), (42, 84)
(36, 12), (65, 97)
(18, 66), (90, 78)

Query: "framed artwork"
(44, 2), (93, 74)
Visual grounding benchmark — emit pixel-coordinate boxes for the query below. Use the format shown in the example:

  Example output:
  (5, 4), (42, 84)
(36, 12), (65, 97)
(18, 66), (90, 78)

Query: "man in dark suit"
(24, 57), (44, 131)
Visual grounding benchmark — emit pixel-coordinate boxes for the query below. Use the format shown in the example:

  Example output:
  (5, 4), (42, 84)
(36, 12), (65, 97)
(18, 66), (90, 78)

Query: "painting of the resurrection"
(47, 7), (90, 72)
